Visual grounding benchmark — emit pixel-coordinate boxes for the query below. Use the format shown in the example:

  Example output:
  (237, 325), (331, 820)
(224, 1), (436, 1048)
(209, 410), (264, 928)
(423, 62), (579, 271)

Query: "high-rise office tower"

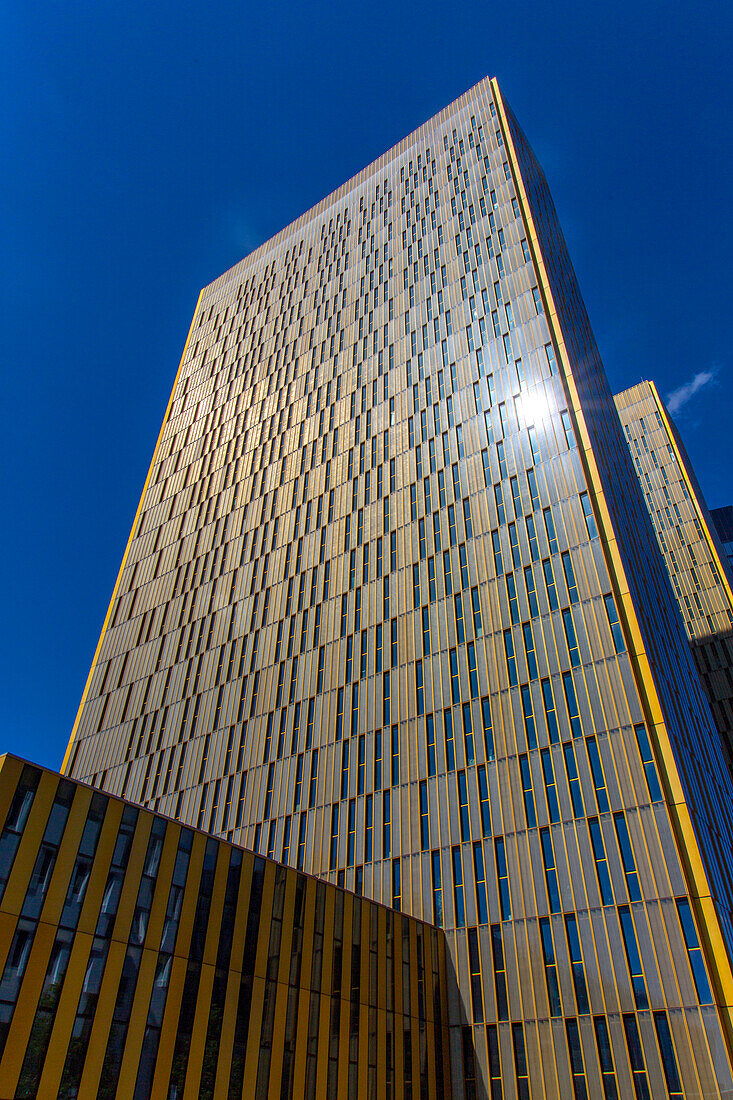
(615, 380), (733, 767)
(712, 505), (733, 573)
(62, 77), (733, 1095)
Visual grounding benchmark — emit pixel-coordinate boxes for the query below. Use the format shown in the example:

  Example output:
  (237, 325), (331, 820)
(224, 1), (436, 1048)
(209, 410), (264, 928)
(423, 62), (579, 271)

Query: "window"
(614, 812), (641, 901)
(541, 678), (559, 743)
(541, 748), (560, 823)
(504, 630), (518, 685)
(495, 837), (511, 919)
(594, 1017), (618, 1100)
(492, 925), (509, 1020)
(634, 723), (662, 803)
(431, 851), (443, 927)
(521, 684), (536, 749)
(676, 897), (712, 1002)
(540, 827), (561, 912)
(519, 755), (536, 827)
(623, 1014), (651, 1100)
(586, 736), (609, 811)
(619, 905), (648, 1008)
(542, 558), (558, 610)
(605, 595), (625, 652)
(589, 818), (614, 905)
(580, 492), (598, 539)
(562, 551), (578, 603)
(566, 914), (589, 1013)
(452, 847), (465, 927)
(543, 507), (558, 554)
(540, 918), (562, 1016)
(561, 409), (576, 449)
(654, 1012), (683, 1100)
(563, 609), (580, 667)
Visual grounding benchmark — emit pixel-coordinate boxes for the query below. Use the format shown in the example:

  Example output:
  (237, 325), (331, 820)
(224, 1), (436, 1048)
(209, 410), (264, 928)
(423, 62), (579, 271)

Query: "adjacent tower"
(615, 379), (733, 770)
(63, 77), (733, 1096)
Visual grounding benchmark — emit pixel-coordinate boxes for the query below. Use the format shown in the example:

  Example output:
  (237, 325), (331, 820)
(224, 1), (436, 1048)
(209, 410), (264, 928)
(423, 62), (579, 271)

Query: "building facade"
(712, 506), (733, 573)
(615, 380), (733, 768)
(0, 754), (449, 1098)
(59, 77), (733, 1096)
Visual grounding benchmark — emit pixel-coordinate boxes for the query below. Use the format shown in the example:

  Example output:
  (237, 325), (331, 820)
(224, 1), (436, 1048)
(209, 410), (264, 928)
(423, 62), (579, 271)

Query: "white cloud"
(666, 369), (717, 415)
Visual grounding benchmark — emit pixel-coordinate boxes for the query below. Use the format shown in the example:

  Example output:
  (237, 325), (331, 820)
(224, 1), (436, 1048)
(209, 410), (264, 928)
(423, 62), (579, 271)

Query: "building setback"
(47, 76), (733, 1094)
(615, 380), (733, 769)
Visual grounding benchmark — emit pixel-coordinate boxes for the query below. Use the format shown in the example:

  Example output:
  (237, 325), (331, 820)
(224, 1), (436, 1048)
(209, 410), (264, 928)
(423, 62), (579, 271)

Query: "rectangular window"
(654, 1012), (683, 1100)
(563, 672), (582, 736)
(452, 847), (465, 928)
(541, 748), (560, 823)
(563, 608), (580, 667)
(614, 812), (641, 902)
(540, 918), (562, 1016)
(513, 1024), (530, 1100)
(580, 492), (598, 539)
(495, 837), (511, 919)
(594, 1017), (618, 1100)
(521, 684), (536, 749)
(605, 595), (626, 653)
(541, 678), (559, 743)
(634, 723), (662, 802)
(566, 914), (589, 1014)
(623, 1014), (651, 1100)
(587, 736), (609, 812)
(540, 826), (561, 912)
(431, 851), (443, 927)
(562, 551), (578, 603)
(519, 754), (536, 828)
(619, 906), (648, 1009)
(492, 924), (509, 1021)
(676, 897), (712, 1002)
(543, 507), (558, 554)
(444, 708), (456, 772)
(482, 696), (495, 761)
(477, 765), (491, 835)
(589, 817), (614, 905)
(504, 630), (518, 685)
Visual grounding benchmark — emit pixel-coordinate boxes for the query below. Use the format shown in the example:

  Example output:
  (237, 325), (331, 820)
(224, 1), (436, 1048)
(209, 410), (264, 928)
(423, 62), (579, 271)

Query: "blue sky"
(3, 1), (732, 769)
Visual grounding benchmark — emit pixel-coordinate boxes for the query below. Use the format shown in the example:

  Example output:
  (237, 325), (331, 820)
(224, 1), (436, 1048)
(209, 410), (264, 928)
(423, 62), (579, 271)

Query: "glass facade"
(51, 76), (733, 1095)
(0, 754), (449, 1098)
(615, 380), (733, 769)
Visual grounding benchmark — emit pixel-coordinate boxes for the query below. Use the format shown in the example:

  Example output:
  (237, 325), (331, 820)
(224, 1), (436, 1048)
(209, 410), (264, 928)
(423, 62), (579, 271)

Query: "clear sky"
(3, 1), (732, 770)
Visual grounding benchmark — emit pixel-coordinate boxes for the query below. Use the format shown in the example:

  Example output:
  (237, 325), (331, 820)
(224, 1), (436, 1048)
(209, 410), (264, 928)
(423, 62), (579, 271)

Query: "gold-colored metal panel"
(114, 945), (159, 1100)
(242, 972), (266, 1086)
(143, 818), (180, 950)
(265, 977), (289, 1100)
(182, 960), (216, 1100)
(75, 937), (127, 1100)
(211, 965), (242, 1100)
(149, 953), (189, 1097)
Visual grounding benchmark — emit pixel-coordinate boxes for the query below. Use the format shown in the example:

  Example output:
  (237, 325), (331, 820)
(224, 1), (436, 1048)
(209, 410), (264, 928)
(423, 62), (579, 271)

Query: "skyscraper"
(59, 76), (733, 1095)
(712, 505), (733, 572)
(615, 380), (733, 767)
